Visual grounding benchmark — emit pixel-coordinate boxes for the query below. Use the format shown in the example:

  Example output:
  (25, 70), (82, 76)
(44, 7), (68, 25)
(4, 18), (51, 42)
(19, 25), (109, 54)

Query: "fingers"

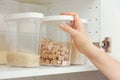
(61, 12), (79, 21)
(61, 12), (80, 23)
(60, 23), (77, 36)
(61, 12), (83, 29)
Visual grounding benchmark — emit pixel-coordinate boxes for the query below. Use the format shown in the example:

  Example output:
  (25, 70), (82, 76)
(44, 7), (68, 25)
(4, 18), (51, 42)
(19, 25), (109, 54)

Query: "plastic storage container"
(71, 20), (88, 65)
(39, 15), (74, 66)
(5, 12), (44, 67)
(0, 15), (7, 65)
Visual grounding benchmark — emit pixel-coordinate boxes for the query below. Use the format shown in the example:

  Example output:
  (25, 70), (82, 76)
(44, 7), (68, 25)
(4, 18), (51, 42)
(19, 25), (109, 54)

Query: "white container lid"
(80, 19), (88, 24)
(5, 12), (44, 21)
(44, 15), (88, 24)
(44, 15), (74, 21)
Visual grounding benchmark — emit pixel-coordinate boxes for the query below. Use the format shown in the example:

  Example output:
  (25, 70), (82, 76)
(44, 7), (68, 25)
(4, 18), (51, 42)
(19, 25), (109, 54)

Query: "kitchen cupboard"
(0, 0), (119, 80)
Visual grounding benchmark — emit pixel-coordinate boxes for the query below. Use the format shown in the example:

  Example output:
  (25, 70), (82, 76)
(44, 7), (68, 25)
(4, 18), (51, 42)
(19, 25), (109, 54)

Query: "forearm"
(84, 44), (120, 80)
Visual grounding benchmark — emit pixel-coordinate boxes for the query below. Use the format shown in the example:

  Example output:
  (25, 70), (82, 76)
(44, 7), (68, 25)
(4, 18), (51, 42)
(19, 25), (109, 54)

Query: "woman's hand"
(60, 12), (94, 54)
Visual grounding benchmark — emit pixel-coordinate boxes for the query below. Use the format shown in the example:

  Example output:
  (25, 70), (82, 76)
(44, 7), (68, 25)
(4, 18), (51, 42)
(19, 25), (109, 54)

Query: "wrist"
(83, 42), (98, 56)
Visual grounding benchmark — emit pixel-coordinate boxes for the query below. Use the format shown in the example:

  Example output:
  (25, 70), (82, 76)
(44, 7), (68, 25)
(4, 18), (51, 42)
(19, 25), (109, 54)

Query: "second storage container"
(39, 15), (74, 66)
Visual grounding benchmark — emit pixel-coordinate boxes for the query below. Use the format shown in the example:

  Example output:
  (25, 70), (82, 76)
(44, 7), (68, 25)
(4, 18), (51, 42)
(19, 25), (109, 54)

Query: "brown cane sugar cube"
(41, 50), (45, 54)
(56, 52), (61, 57)
(60, 51), (66, 56)
(45, 59), (50, 64)
(53, 45), (60, 51)
(51, 48), (57, 54)
(48, 54), (56, 60)
(42, 53), (48, 59)
(53, 48), (59, 52)
(58, 55), (64, 61)
(52, 54), (57, 59)
(50, 49), (56, 54)
(44, 49), (48, 53)
(51, 51), (56, 54)
(41, 53), (45, 57)
(51, 59), (57, 65)
(41, 53), (45, 58)
(48, 54), (53, 60)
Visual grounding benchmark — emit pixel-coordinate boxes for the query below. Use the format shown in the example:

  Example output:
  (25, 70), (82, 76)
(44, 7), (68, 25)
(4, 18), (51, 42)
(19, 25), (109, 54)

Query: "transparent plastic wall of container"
(0, 15), (7, 65)
(71, 22), (88, 65)
(39, 15), (74, 66)
(5, 12), (44, 67)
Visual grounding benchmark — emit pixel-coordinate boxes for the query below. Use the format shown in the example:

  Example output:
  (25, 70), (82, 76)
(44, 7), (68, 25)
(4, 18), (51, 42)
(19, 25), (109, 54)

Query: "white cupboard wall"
(101, 0), (120, 61)
(1, 0), (119, 80)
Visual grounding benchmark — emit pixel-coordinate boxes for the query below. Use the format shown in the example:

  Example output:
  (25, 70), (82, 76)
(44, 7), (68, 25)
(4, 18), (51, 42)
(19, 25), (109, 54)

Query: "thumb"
(60, 23), (77, 36)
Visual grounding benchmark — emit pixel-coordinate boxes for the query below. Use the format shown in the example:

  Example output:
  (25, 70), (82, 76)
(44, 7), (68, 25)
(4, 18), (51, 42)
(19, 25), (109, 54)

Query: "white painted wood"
(101, 0), (120, 61)
(20, 3), (48, 15)
(0, 65), (97, 79)
(0, 0), (20, 15)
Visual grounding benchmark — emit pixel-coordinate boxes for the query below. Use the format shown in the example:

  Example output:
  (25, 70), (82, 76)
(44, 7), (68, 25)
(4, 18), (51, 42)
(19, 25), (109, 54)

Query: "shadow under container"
(39, 15), (74, 66)
(5, 12), (44, 67)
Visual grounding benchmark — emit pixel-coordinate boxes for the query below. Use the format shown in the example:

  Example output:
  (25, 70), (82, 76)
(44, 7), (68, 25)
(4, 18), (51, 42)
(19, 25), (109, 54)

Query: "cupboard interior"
(0, 0), (101, 66)
(0, 0), (108, 80)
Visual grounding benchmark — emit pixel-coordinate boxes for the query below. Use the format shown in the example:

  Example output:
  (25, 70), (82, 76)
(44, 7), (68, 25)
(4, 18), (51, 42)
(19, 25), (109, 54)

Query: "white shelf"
(0, 65), (97, 79)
